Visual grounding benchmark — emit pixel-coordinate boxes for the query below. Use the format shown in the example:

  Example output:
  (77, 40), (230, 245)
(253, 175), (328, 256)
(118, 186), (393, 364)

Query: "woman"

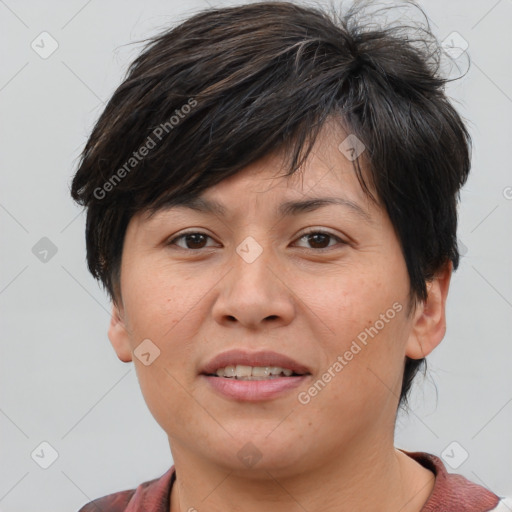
(71, 1), (510, 510)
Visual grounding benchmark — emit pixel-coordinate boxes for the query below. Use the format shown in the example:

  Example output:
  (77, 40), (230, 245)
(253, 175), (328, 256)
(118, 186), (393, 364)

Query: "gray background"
(1, 0), (511, 510)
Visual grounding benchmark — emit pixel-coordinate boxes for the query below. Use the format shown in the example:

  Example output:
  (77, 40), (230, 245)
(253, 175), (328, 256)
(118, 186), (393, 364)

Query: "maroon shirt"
(77, 450), (505, 511)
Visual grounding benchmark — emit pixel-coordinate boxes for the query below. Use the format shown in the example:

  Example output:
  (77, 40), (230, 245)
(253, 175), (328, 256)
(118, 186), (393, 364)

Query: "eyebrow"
(165, 196), (373, 224)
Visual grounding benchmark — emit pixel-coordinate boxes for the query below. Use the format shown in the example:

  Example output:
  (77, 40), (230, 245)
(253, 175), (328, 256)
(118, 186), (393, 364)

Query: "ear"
(405, 261), (453, 359)
(107, 302), (133, 363)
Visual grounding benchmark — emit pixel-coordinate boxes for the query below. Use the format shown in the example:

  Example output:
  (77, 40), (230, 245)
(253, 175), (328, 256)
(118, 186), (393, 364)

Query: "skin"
(108, 120), (452, 512)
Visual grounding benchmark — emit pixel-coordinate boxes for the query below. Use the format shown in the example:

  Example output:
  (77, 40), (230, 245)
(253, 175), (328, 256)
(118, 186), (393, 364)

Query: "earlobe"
(405, 261), (453, 360)
(107, 303), (133, 363)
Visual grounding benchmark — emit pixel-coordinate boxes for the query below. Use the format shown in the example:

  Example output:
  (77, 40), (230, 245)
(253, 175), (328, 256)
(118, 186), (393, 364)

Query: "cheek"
(121, 259), (207, 340)
(134, 363), (207, 444)
(120, 261), (214, 417)
(309, 264), (405, 343)
(301, 266), (410, 408)
(298, 318), (408, 445)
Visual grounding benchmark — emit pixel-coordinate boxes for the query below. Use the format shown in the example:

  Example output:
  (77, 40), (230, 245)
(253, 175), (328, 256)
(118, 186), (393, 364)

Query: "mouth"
(200, 349), (311, 380)
(200, 349), (311, 400)
(207, 365), (307, 380)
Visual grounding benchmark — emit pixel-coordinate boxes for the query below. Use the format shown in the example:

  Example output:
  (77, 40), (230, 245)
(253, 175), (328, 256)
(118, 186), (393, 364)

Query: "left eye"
(168, 230), (344, 251)
(294, 230), (344, 250)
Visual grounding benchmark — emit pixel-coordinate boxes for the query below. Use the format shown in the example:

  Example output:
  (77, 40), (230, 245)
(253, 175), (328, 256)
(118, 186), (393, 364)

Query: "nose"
(211, 237), (296, 330)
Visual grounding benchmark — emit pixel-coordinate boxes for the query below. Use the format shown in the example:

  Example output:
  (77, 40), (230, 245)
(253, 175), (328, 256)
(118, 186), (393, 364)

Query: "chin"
(209, 431), (310, 474)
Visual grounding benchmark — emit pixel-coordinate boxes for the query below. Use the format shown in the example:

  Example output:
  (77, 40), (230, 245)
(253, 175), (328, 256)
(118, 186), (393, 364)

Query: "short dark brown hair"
(70, 0), (471, 412)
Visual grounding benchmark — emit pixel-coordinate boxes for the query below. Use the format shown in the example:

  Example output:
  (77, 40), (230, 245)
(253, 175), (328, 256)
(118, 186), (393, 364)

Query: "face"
(108, 122), (449, 477)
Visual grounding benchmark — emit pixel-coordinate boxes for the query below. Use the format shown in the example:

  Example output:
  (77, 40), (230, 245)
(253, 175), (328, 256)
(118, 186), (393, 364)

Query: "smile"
(212, 365), (303, 379)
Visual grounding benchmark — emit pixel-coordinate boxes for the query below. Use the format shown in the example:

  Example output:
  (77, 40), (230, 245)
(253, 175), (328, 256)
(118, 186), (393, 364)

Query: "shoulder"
(400, 449), (507, 511)
(77, 489), (135, 512)
(76, 467), (176, 512)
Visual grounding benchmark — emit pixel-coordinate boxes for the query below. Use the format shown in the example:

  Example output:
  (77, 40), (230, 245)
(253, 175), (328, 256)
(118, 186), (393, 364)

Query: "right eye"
(166, 231), (219, 250)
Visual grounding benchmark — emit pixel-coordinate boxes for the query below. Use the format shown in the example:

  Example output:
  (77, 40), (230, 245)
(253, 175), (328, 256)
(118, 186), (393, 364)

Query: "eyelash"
(167, 228), (346, 251)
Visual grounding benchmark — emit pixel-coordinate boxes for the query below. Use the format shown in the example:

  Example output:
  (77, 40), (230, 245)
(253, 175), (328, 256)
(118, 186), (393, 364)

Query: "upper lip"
(201, 349), (311, 375)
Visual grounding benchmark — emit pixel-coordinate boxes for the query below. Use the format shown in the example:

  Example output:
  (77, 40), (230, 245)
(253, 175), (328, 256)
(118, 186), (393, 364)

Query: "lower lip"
(202, 375), (309, 401)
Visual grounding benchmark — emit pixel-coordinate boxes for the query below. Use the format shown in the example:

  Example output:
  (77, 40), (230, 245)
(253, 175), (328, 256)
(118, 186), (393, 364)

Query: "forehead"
(140, 119), (379, 225)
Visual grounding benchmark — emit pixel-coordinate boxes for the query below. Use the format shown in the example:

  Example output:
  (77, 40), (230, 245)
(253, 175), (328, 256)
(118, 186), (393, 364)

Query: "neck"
(168, 439), (435, 512)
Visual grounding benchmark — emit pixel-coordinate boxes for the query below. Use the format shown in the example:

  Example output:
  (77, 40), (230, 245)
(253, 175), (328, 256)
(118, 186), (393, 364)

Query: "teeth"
(251, 366), (271, 377)
(213, 365), (295, 379)
(224, 365), (236, 377)
(235, 365), (252, 377)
